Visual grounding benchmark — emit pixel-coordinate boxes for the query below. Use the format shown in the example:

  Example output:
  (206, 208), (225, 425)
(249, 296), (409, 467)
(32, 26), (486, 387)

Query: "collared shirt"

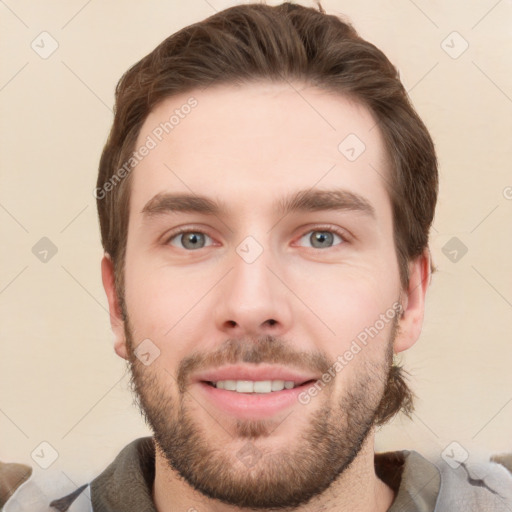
(5, 437), (512, 511)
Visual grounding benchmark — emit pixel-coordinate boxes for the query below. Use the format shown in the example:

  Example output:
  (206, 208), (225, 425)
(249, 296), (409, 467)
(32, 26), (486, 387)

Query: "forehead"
(129, 81), (391, 221)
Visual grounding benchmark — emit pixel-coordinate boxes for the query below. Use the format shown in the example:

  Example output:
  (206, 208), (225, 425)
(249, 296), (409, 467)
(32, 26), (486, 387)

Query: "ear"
(101, 254), (128, 360)
(394, 248), (431, 353)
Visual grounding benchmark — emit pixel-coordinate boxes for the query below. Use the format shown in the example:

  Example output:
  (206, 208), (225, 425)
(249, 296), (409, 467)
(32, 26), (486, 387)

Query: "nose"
(213, 243), (292, 338)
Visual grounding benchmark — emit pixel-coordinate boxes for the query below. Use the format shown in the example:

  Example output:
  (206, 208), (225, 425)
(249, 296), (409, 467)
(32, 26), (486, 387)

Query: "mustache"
(176, 335), (332, 393)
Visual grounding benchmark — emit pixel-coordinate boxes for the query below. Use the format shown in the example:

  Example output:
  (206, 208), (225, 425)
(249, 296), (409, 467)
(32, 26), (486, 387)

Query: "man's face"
(107, 82), (421, 508)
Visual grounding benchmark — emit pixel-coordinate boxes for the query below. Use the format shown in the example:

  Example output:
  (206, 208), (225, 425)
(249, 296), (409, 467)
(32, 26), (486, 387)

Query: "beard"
(125, 316), (399, 510)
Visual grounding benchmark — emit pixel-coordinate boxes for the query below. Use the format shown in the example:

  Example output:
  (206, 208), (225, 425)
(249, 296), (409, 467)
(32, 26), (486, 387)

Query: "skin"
(101, 81), (430, 512)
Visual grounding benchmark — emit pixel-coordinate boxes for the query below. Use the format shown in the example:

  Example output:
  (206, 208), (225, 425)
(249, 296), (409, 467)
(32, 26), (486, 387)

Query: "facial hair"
(126, 317), (398, 510)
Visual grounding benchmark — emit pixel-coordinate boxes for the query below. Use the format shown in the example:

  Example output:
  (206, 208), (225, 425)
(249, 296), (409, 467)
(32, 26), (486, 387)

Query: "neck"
(152, 430), (396, 512)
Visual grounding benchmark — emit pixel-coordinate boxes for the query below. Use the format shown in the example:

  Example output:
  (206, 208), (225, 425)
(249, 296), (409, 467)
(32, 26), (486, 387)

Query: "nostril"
(266, 319), (277, 326)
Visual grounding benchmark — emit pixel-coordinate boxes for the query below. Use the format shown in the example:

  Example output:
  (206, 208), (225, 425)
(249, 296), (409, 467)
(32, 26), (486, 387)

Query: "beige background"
(1, 0), (511, 485)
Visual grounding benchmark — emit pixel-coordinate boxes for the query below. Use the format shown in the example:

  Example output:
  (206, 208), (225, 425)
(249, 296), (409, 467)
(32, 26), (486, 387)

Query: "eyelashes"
(167, 230), (215, 250)
(296, 229), (346, 249)
(165, 226), (349, 251)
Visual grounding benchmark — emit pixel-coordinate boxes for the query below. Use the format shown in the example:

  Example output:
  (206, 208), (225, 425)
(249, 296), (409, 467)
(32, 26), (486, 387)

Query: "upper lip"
(192, 364), (319, 385)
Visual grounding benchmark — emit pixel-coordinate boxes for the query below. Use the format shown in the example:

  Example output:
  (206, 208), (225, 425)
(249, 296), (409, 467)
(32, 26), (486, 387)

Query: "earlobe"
(394, 249), (431, 353)
(101, 254), (128, 360)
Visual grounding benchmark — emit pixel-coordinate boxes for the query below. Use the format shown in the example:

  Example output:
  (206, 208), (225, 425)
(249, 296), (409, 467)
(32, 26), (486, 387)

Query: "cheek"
(124, 265), (171, 336)
(291, 268), (398, 391)
(291, 265), (398, 342)
(123, 258), (215, 355)
(321, 320), (395, 402)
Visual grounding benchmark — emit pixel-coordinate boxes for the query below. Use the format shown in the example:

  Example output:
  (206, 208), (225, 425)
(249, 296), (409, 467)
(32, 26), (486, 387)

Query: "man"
(7, 2), (510, 511)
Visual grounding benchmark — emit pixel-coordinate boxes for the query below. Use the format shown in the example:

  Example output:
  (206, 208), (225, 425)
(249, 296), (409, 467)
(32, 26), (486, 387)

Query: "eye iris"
(182, 232), (205, 249)
(311, 231), (333, 248)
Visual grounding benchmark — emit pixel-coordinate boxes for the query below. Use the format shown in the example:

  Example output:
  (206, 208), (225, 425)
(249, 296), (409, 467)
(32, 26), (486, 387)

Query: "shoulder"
(3, 469), (92, 512)
(378, 449), (512, 512)
(3, 437), (153, 512)
(409, 449), (512, 511)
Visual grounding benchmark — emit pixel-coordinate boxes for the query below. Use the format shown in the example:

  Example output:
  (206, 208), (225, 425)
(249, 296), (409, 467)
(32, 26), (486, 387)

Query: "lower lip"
(195, 381), (314, 420)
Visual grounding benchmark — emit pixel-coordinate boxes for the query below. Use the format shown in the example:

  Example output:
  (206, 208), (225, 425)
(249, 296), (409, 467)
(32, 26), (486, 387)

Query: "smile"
(207, 379), (312, 393)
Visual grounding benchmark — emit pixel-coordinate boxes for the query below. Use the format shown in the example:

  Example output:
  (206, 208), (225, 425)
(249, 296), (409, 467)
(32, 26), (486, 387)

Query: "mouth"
(203, 378), (317, 393)
(192, 365), (320, 419)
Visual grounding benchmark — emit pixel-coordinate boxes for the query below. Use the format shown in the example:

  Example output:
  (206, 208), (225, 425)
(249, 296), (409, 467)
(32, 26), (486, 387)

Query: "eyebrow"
(277, 188), (375, 218)
(141, 188), (375, 220)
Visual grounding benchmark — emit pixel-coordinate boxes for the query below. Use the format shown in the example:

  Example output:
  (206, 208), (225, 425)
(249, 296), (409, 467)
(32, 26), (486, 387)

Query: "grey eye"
(170, 232), (212, 250)
(298, 230), (343, 249)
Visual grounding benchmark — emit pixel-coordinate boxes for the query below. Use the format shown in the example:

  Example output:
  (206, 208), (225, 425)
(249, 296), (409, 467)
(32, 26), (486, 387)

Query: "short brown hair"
(97, 1), (437, 299)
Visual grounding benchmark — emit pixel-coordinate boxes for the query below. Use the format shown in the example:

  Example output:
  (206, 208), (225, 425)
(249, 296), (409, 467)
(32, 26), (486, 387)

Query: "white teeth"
(236, 380), (254, 393)
(253, 381), (272, 393)
(271, 380), (285, 391)
(224, 380), (236, 391)
(213, 380), (298, 393)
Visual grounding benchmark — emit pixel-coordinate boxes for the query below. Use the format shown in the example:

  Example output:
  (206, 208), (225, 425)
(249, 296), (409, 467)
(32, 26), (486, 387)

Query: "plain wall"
(1, 0), (511, 483)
